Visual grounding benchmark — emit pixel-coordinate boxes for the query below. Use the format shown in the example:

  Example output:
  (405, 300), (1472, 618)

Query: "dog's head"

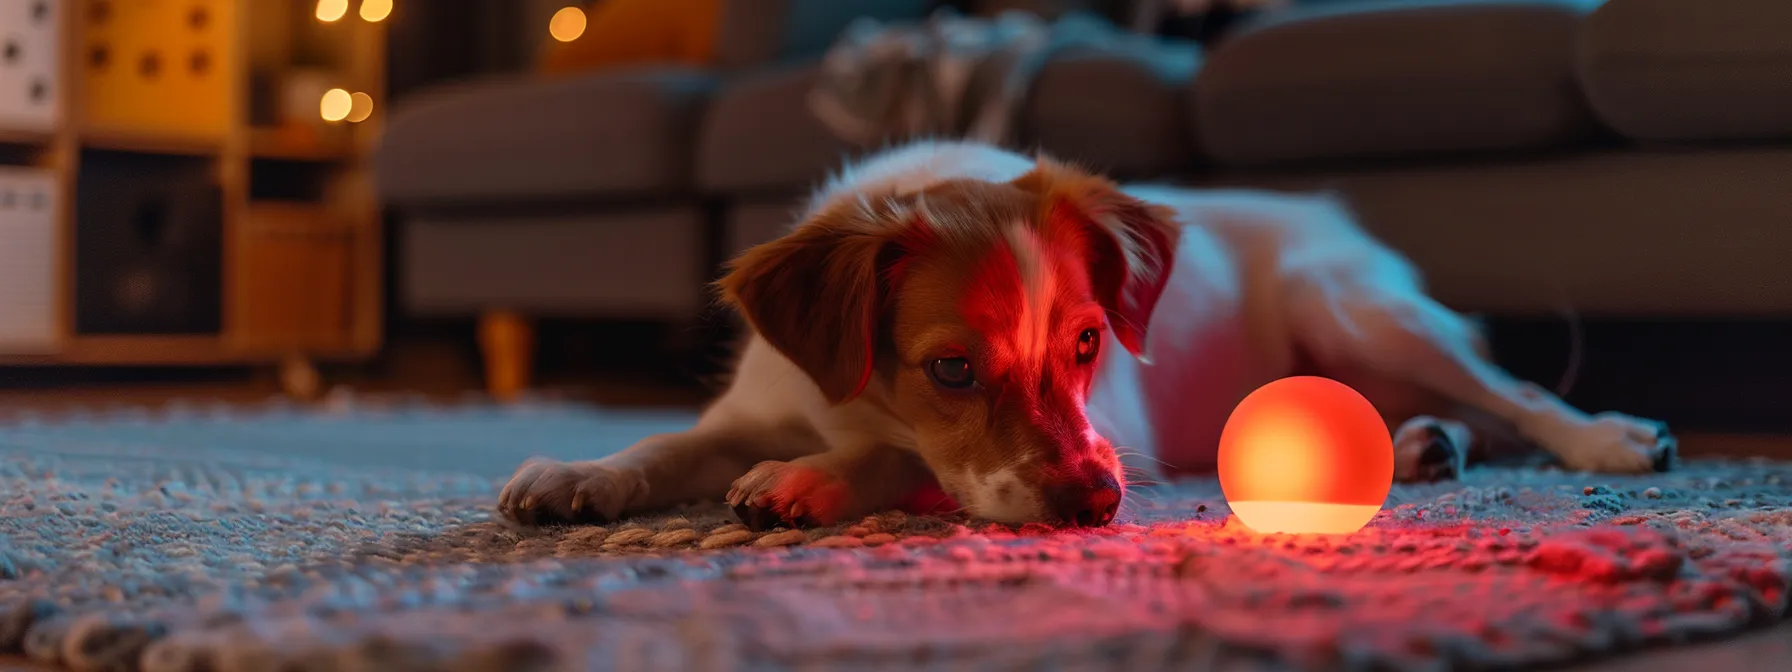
(718, 159), (1179, 526)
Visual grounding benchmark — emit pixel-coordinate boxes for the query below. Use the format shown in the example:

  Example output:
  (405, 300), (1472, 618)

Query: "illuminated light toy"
(1218, 376), (1393, 535)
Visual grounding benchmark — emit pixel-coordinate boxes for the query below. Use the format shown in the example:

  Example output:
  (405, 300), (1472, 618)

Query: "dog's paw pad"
(730, 502), (786, 532)
(1644, 422), (1678, 473)
(727, 461), (848, 530)
(1416, 432), (1464, 482)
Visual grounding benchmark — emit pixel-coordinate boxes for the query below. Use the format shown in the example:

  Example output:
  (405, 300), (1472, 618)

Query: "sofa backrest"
(715, 0), (938, 69)
(972, 0), (1111, 19)
(713, 0), (1147, 69)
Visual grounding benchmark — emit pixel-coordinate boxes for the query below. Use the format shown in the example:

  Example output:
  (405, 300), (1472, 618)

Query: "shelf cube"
(0, 0), (62, 134)
(0, 167), (59, 351)
(75, 151), (222, 335)
(80, 0), (234, 139)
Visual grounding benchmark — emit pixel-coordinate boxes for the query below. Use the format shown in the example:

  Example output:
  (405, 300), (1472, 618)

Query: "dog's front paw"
(727, 460), (848, 530)
(498, 458), (648, 527)
(1555, 413), (1677, 474)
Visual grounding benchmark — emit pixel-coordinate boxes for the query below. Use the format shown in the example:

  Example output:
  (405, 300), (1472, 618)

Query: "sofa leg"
(478, 309), (534, 402)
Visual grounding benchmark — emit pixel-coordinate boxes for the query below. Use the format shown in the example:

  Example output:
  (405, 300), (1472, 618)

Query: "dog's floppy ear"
(1014, 160), (1180, 360)
(717, 208), (893, 405)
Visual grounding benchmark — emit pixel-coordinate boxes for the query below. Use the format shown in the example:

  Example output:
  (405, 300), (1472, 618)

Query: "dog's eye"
(1076, 329), (1100, 364)
(927, 358), (976, 390)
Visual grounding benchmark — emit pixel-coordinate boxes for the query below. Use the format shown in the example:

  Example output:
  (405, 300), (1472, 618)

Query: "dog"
(497, 140), (1676, 530)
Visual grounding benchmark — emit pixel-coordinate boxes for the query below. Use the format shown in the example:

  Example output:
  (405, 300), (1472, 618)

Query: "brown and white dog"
(497, 141), (1676, 530)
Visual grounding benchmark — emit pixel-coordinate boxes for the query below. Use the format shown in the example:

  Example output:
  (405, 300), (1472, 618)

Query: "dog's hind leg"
(1312, 360), (1476, 482)
(1291, 287), (1676, 474)
(1391, 415), (1472, 482)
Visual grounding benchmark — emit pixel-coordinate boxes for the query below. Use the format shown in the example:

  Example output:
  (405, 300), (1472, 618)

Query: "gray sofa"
(375, 0), (1792, 396)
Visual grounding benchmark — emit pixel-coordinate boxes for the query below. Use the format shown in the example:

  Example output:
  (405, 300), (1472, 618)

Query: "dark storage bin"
(75, 150), (223, 335)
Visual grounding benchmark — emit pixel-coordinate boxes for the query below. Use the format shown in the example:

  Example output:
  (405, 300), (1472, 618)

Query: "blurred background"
(1, 0), (1789, 447)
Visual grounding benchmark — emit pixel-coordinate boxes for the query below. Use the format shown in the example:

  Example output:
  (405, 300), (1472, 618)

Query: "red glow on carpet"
(1219, 376), (1393, 535)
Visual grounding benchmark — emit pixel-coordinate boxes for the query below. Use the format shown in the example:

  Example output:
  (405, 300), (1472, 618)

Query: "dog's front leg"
(498, 420), (822, 527)
(726, 443), (939, 530)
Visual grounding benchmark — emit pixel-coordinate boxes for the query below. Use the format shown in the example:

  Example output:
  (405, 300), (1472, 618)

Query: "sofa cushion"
(1023, 41), (1200, 177)
(378, 69), (717, 206)
(1190, 0), (1599, 167)
(696, 64), (857, 194)
(1579, 0), (1792, 143)
(700, 44), (1203, 194)
(1190, 148), (1792, 315)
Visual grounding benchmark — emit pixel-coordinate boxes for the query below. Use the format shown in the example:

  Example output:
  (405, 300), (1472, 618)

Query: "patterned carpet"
(0, 398), (1788, 671)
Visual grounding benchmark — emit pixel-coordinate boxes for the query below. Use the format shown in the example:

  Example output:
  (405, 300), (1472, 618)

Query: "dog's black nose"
(1047, 471), (1122, 527)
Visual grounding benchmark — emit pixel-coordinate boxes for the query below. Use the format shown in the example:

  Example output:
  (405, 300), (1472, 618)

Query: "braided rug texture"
(0, 398), (1789, 672)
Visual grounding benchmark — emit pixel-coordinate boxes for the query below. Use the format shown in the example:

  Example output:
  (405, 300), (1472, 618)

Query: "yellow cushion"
(539, 0), (722, 75)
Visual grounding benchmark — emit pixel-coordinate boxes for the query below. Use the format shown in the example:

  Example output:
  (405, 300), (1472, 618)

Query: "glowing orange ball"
(1218, 376), (1393, 535)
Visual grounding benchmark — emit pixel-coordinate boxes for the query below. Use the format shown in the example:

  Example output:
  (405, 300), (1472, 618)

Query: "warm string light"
(359, 0), (392, 22)
(346, 92), (374, 122)
(318, 89), (375, 123)
(319, 88), (352, 122)
(550, 6), (588, 42)
(307, 1), (385, 124)
(317, 0), (390, 23)
(315, 0), (347, 22)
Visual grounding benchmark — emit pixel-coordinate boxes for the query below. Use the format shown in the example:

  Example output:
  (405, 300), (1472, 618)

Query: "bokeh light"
(320, 88), (352, 122)
(346, 92), (374, 123)
(359, 0), (392, 22)
(549, 6), (587, 43)
(315, 0), (348, 22)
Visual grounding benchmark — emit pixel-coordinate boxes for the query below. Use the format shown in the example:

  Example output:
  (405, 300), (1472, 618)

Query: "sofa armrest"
(378, 68), (721, 205)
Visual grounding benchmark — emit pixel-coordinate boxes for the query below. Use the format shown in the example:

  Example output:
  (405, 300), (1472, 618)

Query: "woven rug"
(1, 398), (1789, 672)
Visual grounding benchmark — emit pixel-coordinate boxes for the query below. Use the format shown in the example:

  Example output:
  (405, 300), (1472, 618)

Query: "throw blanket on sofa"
(809, 9), (1155, 146)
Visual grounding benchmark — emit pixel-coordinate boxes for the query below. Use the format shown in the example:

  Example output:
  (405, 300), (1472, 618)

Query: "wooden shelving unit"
(0, 0), (388, 391)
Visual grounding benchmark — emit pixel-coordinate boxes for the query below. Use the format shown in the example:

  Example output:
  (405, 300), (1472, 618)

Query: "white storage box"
(0, 166), (58, 351)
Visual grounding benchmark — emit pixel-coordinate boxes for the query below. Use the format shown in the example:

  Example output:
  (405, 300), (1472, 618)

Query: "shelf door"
(228, 202), (354, 352)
